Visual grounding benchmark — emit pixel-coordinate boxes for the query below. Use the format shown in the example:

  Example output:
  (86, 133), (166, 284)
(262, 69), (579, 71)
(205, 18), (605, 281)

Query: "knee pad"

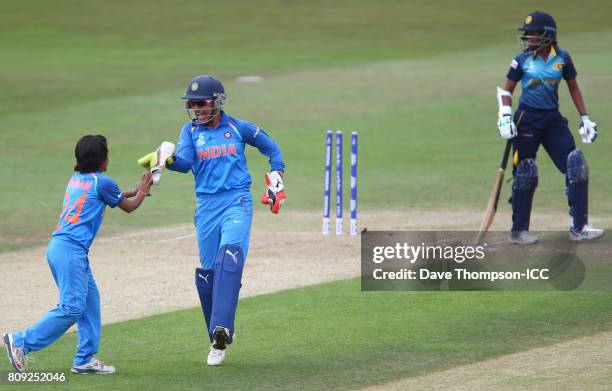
(195, 268), (215, 341)
(567, 149), (589, 184)
(210, 244), (245, 344)
(513, 158), (538, 192)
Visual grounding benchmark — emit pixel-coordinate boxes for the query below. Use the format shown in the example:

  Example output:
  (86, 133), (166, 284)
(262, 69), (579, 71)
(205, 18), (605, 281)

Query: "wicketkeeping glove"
(578, 115), (598, 144)
(137, 141), (176, 185)
(261, 171), (286, 214)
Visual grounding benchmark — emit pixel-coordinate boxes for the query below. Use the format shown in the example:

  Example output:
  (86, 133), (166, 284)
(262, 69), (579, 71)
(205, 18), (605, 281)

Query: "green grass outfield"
(1, 279), (611, 390)
(2, 2), (612, 388)
(1, 1), (612, 251)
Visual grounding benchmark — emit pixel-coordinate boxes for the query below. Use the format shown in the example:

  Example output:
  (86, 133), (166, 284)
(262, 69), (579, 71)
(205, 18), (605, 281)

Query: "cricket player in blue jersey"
(497, 11), (604, 244)
(138, 75), (286, 366)
(3, 135), (152, 374)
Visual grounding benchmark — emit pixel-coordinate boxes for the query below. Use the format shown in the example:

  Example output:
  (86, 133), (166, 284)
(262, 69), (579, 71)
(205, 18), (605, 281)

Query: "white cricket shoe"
(207, 346), (226, 366)
(569, 224), (605, 242)
(71, 357), (116, 374)
(207, 326), (229, 366)
(3, 333), (25, 372)
(509, 231), (539, 245)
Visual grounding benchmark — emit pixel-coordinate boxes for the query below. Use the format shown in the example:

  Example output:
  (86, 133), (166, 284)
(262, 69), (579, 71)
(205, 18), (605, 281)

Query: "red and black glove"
(261, 171), (286, 214)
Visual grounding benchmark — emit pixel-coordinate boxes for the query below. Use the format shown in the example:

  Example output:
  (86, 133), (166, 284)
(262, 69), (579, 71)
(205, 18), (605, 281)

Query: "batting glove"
(497, 115), (517, 139)
(578, 115), (598, 144)
(261, 171), (286, 214)
(137, 141), (176, 185)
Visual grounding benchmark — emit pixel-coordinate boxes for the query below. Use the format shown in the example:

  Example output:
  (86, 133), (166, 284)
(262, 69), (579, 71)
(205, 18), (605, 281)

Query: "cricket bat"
(475, 86), (516, 244)
(476, 139), (512, 244)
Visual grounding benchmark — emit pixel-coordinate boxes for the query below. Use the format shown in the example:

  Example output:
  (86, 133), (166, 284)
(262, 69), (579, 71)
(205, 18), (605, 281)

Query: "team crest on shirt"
(554, 62), (564, 71)
(224, 131), (232, 139)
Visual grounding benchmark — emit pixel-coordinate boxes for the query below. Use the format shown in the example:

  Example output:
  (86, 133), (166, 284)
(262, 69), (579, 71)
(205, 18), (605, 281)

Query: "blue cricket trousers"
(195, 189), (253, 269)
(510, 107), (577, 231)
(12, 238), (101, 366)
(512, 106), (576, 171)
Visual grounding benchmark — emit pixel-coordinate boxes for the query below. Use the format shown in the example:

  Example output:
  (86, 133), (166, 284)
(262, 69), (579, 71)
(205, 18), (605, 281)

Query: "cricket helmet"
(182, 75), (226, 125)
(518, 11), (557, 53)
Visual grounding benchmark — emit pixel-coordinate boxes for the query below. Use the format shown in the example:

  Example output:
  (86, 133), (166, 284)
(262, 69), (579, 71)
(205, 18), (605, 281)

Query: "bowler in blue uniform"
(139, 75), (286, 366)
(3, 135), (153, 374)
(496, 11), (603, 244)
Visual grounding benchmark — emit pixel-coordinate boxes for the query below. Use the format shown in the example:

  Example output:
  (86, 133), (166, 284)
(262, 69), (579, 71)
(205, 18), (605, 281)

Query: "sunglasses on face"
(188, 100), (213, 108)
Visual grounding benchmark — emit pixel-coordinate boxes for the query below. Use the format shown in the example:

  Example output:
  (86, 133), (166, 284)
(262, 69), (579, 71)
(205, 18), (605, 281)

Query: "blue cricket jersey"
(507, 46), (577, 110)
(168, 112), (285, 194)
(52, 172), (124, 250)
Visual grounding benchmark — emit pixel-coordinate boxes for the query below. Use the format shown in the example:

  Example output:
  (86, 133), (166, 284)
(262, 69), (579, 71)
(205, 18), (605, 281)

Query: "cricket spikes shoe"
(207, 326), (230, 366)
(509, 231), (539, 245)
(569, 224), (605, 242)
(3, 333), (25, 373)
(71, 357), (116, 374)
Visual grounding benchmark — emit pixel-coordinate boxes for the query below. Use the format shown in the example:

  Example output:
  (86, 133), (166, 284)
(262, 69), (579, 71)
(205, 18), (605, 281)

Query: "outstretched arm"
(122, 186), (150, 198)
(167, 126), (195, 173)
(139, 127), (194, 174)
(118, 173), (152, 213)
(122, 188), (137, 198)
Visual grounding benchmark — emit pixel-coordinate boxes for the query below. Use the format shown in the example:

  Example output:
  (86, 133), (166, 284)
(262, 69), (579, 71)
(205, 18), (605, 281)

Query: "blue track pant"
(195, 190), (253, 269)
(12, 238), (101, 366)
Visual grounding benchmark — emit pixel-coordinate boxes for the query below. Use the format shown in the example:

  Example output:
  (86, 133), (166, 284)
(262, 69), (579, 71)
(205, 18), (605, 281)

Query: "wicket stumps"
(322, 131), (333, 235)
(323, 130), (358, 236)
(335, 131), (343, 235)
(350, 131), (358, 236)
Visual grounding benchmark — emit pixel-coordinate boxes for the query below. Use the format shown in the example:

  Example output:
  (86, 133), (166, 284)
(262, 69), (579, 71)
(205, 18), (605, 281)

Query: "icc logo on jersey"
(196, 133), (206, 146)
